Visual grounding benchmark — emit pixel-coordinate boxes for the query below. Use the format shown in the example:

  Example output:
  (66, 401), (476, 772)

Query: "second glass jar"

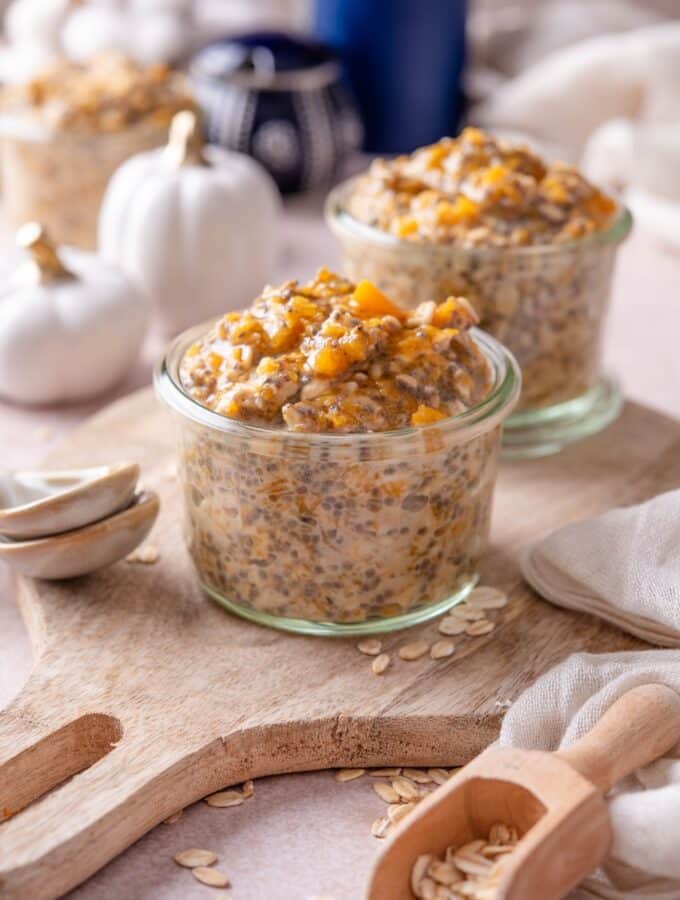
(326, 178), (633, 456)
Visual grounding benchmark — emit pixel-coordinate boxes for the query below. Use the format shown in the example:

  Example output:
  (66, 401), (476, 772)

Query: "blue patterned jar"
(189, 32), (362, 194)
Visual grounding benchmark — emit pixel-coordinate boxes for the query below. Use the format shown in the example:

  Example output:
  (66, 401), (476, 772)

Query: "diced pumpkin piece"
(411, 405), (447, 426)
(208, 352), (223, 372)
(436, 195), (478, 226)
(311, 345), (350, 377)
(257, 356), (279, 375)
(394, 216), (418, 238)
(350, 280), (407, 321)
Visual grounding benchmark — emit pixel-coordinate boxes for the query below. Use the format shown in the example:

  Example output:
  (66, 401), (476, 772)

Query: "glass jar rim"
(325, 175), (633, 258)
(154, 319), (521, 453)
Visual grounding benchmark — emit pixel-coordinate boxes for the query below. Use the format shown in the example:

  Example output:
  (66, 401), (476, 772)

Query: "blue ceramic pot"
(189, 32), (363, 194)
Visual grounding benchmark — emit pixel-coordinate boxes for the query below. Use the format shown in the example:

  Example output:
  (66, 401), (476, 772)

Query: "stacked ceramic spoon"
(0, 462), (159, 578)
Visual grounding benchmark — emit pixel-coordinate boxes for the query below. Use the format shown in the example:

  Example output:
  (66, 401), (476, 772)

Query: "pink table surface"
(1, 193), (679, 900)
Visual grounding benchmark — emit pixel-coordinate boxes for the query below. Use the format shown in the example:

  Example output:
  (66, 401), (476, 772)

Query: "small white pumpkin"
(0, 223), (148, 406)
(99, 110), (281, 335)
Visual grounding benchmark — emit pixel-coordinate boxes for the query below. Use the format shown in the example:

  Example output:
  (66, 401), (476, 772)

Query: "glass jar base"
(201, 576), (478, 636)
(502, 375), (623, 459)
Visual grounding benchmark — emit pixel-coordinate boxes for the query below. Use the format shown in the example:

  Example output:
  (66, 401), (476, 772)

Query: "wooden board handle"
(556, 684), (680, 794)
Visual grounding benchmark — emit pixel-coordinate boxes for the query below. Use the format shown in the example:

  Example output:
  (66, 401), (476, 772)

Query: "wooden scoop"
(368, 684), (680, 900)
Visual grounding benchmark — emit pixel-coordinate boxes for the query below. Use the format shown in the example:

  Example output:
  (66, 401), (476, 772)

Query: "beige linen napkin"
(500, 651), (680, 900)
(504, 490), (680, 897)
(521, 489), (680, 647)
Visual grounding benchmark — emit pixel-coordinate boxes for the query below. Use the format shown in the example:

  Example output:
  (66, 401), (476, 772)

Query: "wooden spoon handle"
(556, 683), (680, 794)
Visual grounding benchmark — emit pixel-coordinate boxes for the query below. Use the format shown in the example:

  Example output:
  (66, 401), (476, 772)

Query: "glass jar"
(1, 118), (170, 249)
(155, 322), (520, 636)
(326, 178), (633, 457)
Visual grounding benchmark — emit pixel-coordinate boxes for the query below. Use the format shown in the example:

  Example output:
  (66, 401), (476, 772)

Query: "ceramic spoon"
(0, 490), (159, 579)
(0, 462), (139, 539)
(367, 684), (680, 900)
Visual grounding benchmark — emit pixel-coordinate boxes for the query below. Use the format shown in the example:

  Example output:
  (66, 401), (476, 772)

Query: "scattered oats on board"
(192, 866), (230, 888)
(468, 586), (508, 609)
(392, 775), (420, 800)
(431, 639), (455, 660)
(242, 779), (254, 797)
(335, 768), (365, 783)
(371, 815), (391, 839)
(438, 616), (466, 636)
(126, 544), (159, 564)
(173, 848), (217, 868)
(465, 619), (495, 637)
(370, 767), (401, 777)
(204, 789), (244, 808)
(373, 781), (400, 804)
(403, 768), (432, 784)
(357, 638), (382, 656)
(398, 640), (429, 661)
(372, 653), (390, 675)
(427, 768), (451, 785)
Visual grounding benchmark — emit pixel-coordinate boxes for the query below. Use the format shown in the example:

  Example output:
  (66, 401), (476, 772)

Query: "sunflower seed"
(357, 638), (382, 656)
(398, 640), (429, 661)
(370, 767), (401, 777)
(192, 866), (230, 887)
(335, 768), (365, 783)
(174, 848), (217, 868)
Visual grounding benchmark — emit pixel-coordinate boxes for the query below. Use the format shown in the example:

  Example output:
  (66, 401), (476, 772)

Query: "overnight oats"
(155, 269), (520, 635)
(326, 128), (632, 456)
(1, 53), (195, 248)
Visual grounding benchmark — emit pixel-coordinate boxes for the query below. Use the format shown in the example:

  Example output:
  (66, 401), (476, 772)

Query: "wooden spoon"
(367, 684), (680, 900)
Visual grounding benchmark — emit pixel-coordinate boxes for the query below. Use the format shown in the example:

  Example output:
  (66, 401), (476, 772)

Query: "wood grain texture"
(0, 389), (679, 899)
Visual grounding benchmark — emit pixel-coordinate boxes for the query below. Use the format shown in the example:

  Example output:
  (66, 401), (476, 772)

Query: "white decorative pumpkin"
(99, 111), (281, 335)
(0, 223), (149, 406)
(61, 3), (192, 65)
(5, 0), (72, 51)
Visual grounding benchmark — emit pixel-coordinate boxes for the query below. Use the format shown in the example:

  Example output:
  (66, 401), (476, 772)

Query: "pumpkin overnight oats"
(326, 128), (632, 456)
(156, 269), (520, 634)
(1, 53), (195, 248)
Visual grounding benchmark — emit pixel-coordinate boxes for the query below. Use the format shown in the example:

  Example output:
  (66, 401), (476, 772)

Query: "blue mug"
(314, 0), (467, 153)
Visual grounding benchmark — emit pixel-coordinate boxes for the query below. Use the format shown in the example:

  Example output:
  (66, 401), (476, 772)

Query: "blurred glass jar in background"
(0, 54), (195, 249)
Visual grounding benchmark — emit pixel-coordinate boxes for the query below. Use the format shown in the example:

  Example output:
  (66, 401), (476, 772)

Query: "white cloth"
(521, 489), (680, 648)
(500, 652), (680, 899)
(504, 490), (680, 897)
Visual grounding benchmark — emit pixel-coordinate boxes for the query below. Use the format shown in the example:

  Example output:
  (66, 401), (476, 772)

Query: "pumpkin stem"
(16, 222), (74, 283)
(165, 110), (207, 167)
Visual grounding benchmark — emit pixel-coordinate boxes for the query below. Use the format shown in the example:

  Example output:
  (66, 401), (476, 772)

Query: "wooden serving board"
(1, 389), (679, 900)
